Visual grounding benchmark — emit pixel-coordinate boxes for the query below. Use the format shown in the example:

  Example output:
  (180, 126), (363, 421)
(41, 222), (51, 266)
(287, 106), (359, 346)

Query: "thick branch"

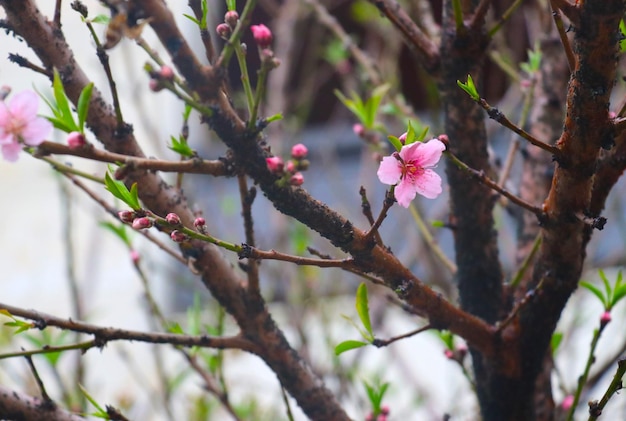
(0, 385), (85, 421)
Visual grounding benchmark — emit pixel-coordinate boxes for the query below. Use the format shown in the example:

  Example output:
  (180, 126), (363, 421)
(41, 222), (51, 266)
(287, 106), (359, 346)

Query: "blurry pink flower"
(250, 24), (272, 48)
(0, 91), (52, 162)
(130, 249), (140, 264)
(561, 395), (574, 410)
(353, 123), (365, 137)
(291, 143), (308, 159)
(377, 139), (445, 207)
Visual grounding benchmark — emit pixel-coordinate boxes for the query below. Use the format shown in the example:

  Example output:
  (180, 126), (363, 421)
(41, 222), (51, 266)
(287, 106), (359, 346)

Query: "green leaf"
(182, 13), (200, 25)
(416, 125), (430, 142)
(226, 0), (236, 12)
(580, 281), (607, 308)
(364, 84), (390, 127)
(46, 116), (75, 133)
(620, 19), (626, 53)
(550, 332), (563, 355)
(183, 104), (193, 121)
(200, 0), (208, 28)
(405, 121), (417, 145)
(387, 135), (403, 152)
(356, 283), (373, 340)
(167, 322), (185, 335)
(265, 113), (283, 123)
(0, 309), (13, 319)
(334, 340), (367, 355)
(4, 320), (33, 334)
(99, 221), (131, 247)
(612, 283), (626, 308)
(89, 14), (110, 24)
(436, 330), (455, 350)
(431, 220), (445, 228)
(77, 82), (94, 132)
(457, 74), (479, 101)
(598, 269), (614, 305)
(104, 169), (141, 210)
(334, 90), (367, 125)
(52, 69), (79, 133)
(169, 135), (195, 157)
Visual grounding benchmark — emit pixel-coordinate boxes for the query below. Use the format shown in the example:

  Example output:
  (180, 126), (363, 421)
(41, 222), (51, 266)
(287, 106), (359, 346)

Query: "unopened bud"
(266, 156), (284, 173)
(160, 65), (174, 81)
(437, 134), (450, 149)
(600, 311), (611, 326)
(561, 395), (574, 410)
(398, 132), (407, 145)
(225, 10), (239, 28)
(291, 143), (308, 159)
(132, 217), (153, 230)
(170, 230), (187, 243)
(250, 24), (273, 49)
(286, 161), (296, 174)
(130, 249), (140, 264)
(290, 172), (304, 186)
(444, 349), (454, 360)
(67, 131), (86, 149)
(216, 23), (231, 40)
(149, 79), (163, 92)
(166, 212), (181, 226)
(194, 217), (206, 228)
(353, 123), (365, 137)
(380, 405), (390, 415)
(118, 210), (135, 223)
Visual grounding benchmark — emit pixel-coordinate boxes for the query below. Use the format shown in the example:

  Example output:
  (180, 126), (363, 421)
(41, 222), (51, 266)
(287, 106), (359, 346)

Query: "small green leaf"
(334, 90), (367, 125)
(226, 0), (236, 12)
(364, 84), (390, 127)
(620, 19), (626, 53)
(104, 170), (141, 210)
(551, 332), (563, 355)
(0, 309), (13, 319)
(599, 269), (613, 304)
(580, 281), (607, 308)
(77, 82), (94, 132)
(265, 113), (283, 123)
(200, 0), (208, 28)
(457, 74), (479, 101)
(183, 104), (193, 121)
(356, 283), (373, 340)
(52, 69), (79, 133)
(612, 283), (626, 307)
(431, 220), (445, 228)
(405, 121), (417, 145)
(334, 340), (367, 355)
(46, 116), (75, 133)
(99, 221), (131, 247)
(387, 135), (403, 152)
(167, 322), (185, 335)
(169, 135), (195, 157)
(89, 14), (110, 24)
(182, 13), (200, 25)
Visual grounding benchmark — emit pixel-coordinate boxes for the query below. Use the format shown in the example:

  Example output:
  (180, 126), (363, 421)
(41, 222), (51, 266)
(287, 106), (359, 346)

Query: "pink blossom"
(250, 24), (273, 48)
(0, 91), (52, 162)
(377, 139), (445, 207)
(600, 311), (611, 325)
(561, 395), (574, 410)
(291, 143), (308, 159)
(353, 123), (365, 137)
(266, 156), (284, 173)
(290, 172), (304, 186)
(67, 131), (86, 149)
(130, 250), (140, 264)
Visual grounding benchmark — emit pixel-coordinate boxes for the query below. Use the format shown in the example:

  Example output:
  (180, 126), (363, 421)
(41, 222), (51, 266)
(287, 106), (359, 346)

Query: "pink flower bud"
(561, 395), (574, 410)
(600, 311), (611, 325)
(290, 172), (304, 186)
(353, 123), (365, 137)
(398, 132), (407, 145)
(520, 79), (532, 89)
(67, 131), (86, 149)
(291, 143), (308, 159)
(377, 415), (387, 421)
(286, 161), (296, 174)
(130, 249), (140, 264)
(365, 413), (374, 421)
(250, 24), (272, 48)
(149, 79), (163, 92)
(166, 212), (181, 226)
(437, 134), (450, 149)
(170, 230), (187, 243)
(118, 210), (135, 223)
(444, 349), (454, 359)
(194, 217), (206, 228)
(160, 65), (174, 81)
(132, 217), (152, 230)
(216, 23), (231, 39)
(266, 156), (284, 173)
(380, 405), (390, 415)
(225, 10), (239, 28)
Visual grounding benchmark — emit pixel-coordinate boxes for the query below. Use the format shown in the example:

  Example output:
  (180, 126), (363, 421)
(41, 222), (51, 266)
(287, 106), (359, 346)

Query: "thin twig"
(7, 53), (51, 77)
(550, 0), (576, 72)
(496, 278), (545, 333)
(238, 175), (261, 295)
(408, 203), (457, 274)
(36, 141), (229, 176)
(0, 303), (258, 352)
(363, 190), (395, 246)
(53, 0), (62, 28)
(470, 0), (494, 31)
(24, 354), (53, 404)
(446, 151), (545, 217)
(587, 359), (626, 421)
(359, 187), (384, 246)
(372, 324), (432, 347)
(488, 0), (525, 37)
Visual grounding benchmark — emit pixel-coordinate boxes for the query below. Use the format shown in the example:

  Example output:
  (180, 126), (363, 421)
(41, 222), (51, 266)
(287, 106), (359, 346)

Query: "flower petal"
(377, 155), (402, 185)
(8, 91), (39, 120)
(1, 142), (22, 162)
(417, 139), (446, 167)
(394, 179), (418, 208)
(414, 169), (442, 199)
(21, 117), (52, 146)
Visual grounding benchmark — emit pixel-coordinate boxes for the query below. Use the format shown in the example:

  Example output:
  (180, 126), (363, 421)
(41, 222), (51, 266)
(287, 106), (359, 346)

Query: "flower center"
(401, 161), (423, 180)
